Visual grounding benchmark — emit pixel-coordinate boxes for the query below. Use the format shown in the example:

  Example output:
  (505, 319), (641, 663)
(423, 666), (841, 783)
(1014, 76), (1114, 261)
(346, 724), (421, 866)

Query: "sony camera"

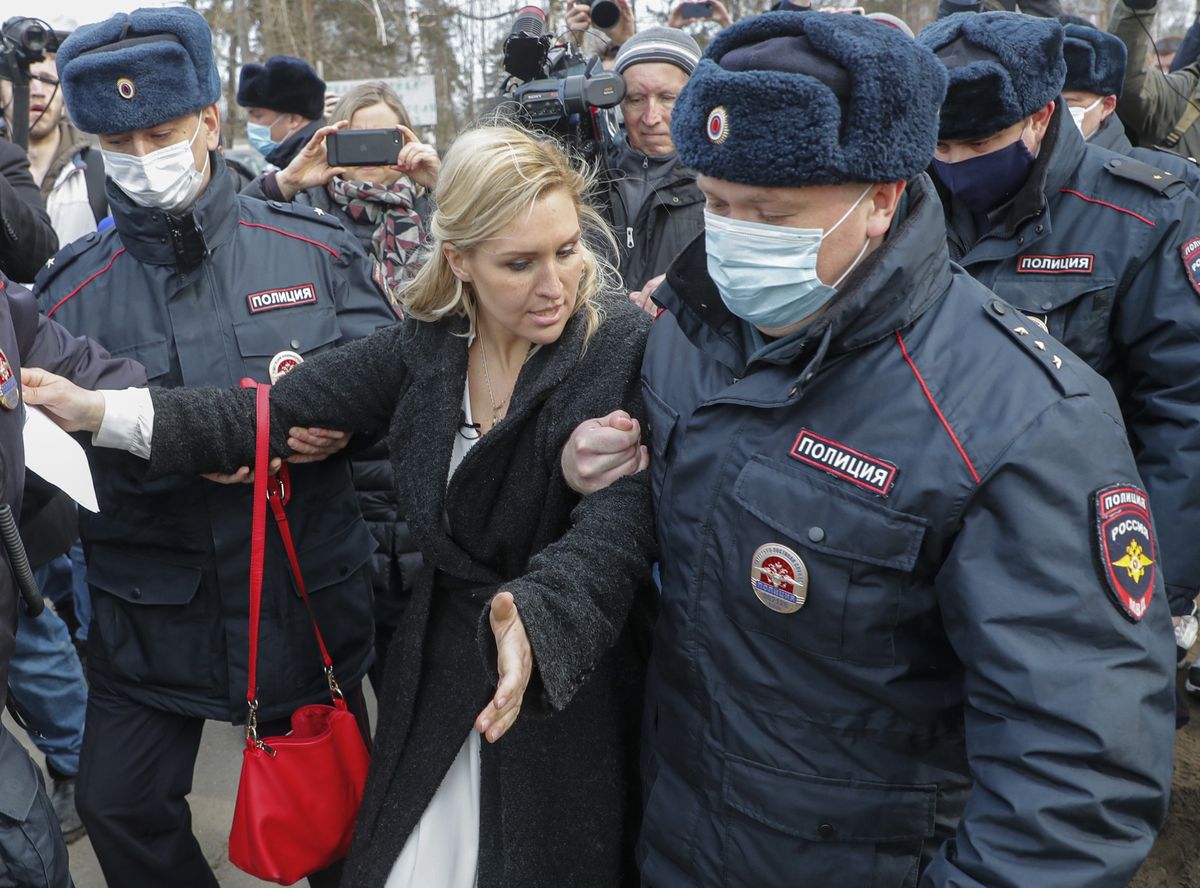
(495, 6), (625, 156)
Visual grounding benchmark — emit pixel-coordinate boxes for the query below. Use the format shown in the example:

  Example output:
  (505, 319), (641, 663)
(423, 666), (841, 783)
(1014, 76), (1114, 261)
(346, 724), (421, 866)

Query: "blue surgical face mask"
(931, 127), (1036, 214)
(247, 115), (282, 158)
(704, 186), (872, 331)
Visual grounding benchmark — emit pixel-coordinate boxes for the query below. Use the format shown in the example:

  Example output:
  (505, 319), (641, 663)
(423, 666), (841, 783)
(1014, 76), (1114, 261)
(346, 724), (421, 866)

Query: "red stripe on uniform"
(1058, 189), (1155, 227)
(238, 221), (341, 260)
(895, 330), (981, 485)
(46, 247), (127, 318)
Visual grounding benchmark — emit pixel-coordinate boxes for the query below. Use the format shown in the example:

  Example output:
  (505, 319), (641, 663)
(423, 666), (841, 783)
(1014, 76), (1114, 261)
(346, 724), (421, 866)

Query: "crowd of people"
(2, 0), (1200, 886)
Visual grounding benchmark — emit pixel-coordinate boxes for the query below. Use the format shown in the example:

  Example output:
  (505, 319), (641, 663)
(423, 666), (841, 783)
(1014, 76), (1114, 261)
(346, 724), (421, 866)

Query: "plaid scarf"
(326, 176), (428, 301)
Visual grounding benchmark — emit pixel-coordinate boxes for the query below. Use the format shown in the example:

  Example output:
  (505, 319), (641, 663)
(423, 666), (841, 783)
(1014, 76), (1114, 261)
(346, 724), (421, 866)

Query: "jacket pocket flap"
(723, 753), (936, 843)
(109, 338), (171, 380)
(642, 381), (680, 460)
(85, 546), (202, 606)
(232, 306), (340, 358)
(1003, 275), (1115, 314)
(290, 518), (377, 595)
(734, 455), (927, 571)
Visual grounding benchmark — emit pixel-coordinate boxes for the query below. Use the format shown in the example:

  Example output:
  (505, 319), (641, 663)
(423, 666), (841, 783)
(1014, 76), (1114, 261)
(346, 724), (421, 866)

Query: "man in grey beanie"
(601, 26), (706, 301)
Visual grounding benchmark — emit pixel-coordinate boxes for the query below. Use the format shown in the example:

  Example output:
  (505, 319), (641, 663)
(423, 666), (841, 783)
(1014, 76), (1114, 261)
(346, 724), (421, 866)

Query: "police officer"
(1061, 23), (1200, 192)
(919, 14), (1200, 653)
(35, 8), (396, 886)
(565, 11), (1174, 885)
(0, 269), (144, 886)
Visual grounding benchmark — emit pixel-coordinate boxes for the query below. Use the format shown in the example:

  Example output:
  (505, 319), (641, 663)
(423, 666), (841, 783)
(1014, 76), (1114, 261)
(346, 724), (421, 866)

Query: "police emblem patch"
(1093, 484), (1156, 622)
(269, 350), (303, 383)
(246, 283), (318, 314)
(789, 429), (897, 496)
(1180, 237), (1200, 297)
(0, 348), (18, 410)
(116, 78), (136, 100)
(750, 543), (808, 614)
(706, 107), (728, 145)
(1016, 254), (1094, 274)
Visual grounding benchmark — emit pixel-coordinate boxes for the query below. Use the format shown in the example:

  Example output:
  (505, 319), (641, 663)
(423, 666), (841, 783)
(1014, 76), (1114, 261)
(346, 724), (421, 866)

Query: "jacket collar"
(1090, 113), (1134, 154)
(266, 118), (324, 169)
(658, 173), (953, 374)
(108, 154), (240, 271)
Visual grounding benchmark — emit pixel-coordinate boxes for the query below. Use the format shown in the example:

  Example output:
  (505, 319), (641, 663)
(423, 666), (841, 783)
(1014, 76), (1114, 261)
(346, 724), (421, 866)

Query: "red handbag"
(227, 380), (371, 885)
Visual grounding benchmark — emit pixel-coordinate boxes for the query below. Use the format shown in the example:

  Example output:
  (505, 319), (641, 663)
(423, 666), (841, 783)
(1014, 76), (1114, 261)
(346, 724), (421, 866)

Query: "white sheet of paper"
(23, 405), (99, 513)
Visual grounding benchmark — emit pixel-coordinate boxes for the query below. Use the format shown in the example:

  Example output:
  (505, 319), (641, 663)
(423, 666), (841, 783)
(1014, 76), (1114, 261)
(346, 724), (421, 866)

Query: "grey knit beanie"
(614, 26), (702, 76)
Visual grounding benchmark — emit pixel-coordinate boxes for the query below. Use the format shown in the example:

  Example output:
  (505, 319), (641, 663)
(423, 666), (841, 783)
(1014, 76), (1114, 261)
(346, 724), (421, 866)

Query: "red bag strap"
(242, 380), (345, 746)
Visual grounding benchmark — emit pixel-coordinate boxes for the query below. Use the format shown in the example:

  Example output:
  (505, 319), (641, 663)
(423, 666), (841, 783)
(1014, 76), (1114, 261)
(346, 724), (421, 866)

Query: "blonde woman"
(246, 80), (440, 300)
(24, 126), (655, 888)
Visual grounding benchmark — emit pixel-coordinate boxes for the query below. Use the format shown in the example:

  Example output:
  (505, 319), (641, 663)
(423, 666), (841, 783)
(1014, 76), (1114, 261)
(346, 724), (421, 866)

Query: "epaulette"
(33, 229), (115, 294)
(262, 199), (346, 230)
(982, 298), (1087, 398)
(1102, 155), (1187, 197)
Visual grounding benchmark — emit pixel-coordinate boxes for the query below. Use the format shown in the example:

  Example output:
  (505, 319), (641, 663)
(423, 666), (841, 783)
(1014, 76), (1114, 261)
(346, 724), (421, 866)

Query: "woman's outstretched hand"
(476, 591), (533, 743)
(20, 367), (105, 432)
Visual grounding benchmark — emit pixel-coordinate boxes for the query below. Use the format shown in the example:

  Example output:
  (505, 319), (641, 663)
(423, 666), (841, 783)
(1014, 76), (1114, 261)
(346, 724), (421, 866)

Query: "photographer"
(566, 0), (636, 51)
(598, 27), (704, 303)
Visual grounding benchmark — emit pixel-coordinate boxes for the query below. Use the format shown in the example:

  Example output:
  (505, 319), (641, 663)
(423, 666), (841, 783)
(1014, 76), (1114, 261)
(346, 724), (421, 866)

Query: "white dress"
(384, 379), (482, 888)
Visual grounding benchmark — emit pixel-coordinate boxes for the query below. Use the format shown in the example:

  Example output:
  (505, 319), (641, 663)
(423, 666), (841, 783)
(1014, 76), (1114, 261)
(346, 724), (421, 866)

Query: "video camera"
(0, 17), (63, 149)
(496, 6), (624, 157)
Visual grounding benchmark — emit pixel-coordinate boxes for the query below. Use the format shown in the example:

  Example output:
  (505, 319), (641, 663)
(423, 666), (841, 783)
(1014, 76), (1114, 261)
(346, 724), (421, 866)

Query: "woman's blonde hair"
(402, 125), (618, 347)
(329, 81), (414, 130)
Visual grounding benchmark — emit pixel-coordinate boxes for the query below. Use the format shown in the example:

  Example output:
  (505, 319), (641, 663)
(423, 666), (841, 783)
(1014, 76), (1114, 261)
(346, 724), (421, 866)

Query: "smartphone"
(679, 1), (712, 20)
(326, 128), (405, 167)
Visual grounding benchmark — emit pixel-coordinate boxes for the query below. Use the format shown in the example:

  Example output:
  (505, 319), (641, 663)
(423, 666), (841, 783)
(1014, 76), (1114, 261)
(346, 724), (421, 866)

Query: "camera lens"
(20, 22), (48, 53)
(589, 0), (620, 30)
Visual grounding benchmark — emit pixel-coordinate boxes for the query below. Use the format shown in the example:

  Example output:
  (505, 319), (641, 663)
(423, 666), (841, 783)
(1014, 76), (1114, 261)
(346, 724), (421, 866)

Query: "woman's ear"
(443, 242), (471, 283)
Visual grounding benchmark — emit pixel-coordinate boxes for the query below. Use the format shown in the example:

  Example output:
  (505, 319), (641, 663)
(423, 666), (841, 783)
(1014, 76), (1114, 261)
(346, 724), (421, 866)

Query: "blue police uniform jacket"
(1089, 111), (1200, 195)
(0, 273), (145, 709)
(637, 174), (1175, 888)
(33, 158), (398, 722)
(940, 105), (1200, 617)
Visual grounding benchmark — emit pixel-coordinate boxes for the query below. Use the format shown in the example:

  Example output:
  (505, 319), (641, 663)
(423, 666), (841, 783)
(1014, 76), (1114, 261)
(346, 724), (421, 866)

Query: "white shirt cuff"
(93, 387), (154, 459)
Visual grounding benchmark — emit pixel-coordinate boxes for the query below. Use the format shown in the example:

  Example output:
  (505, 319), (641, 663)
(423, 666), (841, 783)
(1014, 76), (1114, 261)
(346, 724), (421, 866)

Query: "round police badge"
(268, 350), (303, 384)
(750, 543), (808, 614)
(706, 106), (729, 145)
(0, 348), (17, 410)
(116, 78), (136, 100)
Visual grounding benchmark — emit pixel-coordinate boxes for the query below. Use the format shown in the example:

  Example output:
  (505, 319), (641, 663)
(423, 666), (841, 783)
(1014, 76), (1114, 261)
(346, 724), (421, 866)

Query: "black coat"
(0, 137), (58, 281)
(143, 292), (656, 887)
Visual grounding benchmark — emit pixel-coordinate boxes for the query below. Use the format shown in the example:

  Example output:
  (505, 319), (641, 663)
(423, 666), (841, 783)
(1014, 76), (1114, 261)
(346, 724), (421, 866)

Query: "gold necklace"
(477, 335), (512, 426)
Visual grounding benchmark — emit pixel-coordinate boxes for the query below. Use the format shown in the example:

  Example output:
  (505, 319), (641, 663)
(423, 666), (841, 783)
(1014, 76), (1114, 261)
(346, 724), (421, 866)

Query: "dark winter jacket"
(0, 138), (58, 281)
(33, 158), (397, 722)
(939, 104), (1200, 616)
(599, 140), (705, 292)
(139, 291), (657, 887)
(638, 173), (1174, 887)
(264, 118), (324, 170)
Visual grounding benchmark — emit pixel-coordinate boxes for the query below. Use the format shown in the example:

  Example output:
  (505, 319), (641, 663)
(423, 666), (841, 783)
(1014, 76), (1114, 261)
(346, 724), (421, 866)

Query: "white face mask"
(1069, 97), (1103, 139)
(102, 112), (210, 214)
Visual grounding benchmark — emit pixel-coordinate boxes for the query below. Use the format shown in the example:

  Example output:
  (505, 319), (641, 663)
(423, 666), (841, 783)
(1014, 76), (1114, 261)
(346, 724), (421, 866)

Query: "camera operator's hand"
(323, 91), (341, 119)
(274, 121), (351, 201)
(391, 125), (441, 191)
(565, 0), (635, 46)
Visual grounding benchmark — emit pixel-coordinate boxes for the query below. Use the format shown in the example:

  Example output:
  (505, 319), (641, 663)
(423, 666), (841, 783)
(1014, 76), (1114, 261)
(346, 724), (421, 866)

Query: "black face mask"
(931, 131), (1037, 214)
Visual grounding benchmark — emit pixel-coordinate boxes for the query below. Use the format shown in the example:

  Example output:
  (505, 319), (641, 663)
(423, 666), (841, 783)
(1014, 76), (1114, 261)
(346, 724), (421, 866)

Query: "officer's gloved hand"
(1175, 600), (1198, 664)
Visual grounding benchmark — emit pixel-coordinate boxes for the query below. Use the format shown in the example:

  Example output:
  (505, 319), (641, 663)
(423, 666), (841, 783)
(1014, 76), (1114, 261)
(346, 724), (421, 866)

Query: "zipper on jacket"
(626, 227), (635, 249)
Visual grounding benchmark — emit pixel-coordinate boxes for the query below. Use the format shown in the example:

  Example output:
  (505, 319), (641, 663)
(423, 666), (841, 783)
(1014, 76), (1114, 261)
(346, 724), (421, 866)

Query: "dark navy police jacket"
(638, 175), (1175, 887)
(941, 104), (1200, 617)
(0, 274), (144, 709)
(34, 158), (397, 722)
